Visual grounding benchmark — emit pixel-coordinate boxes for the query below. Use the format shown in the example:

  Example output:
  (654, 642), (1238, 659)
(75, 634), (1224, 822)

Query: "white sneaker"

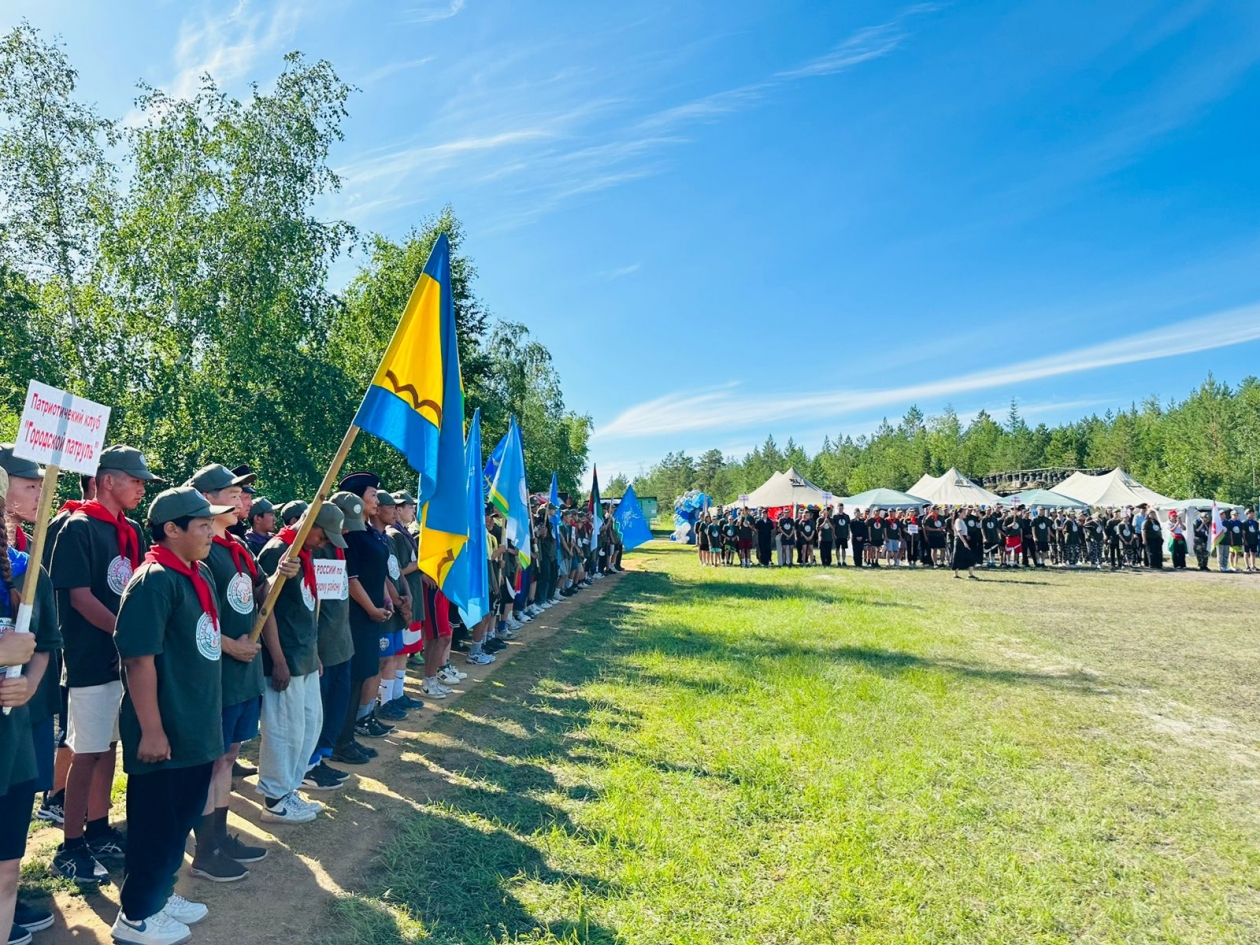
(260, 793), (317, 824)
(507, 617), (523, 630)
(422, 679), (448, 698)
(437, 667), (461, 685)
(294, 792), (326, 814)
(162, 894), (208, 926)
(442, 663), (468, 679)
(552, 593), (562, 603)
(111, 909), (191, 945)
(436, 682), (454, 694)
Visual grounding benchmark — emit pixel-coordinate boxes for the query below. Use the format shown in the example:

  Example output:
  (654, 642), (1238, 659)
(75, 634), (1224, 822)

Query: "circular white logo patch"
(226, 572), (254, 614)
(300, 578), (316, 611)
(196, 613), (221, 661)
(387, 554), (401, 581)
(107, 556), (133, 596)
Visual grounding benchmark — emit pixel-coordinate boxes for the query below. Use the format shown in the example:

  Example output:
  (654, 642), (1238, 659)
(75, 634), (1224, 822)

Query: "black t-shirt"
(345, 528), (390, 633)
(868, 519), (885, 543)
(258, 539), (320, 677)
(114, 560), (224, 776)
(1085, 520), (1104, 541)
(1004, 517), (1021, 538)
(818, 520), (833, 543)
(0, 566), (60, 794)
(204, 539), (265, 706)
(779, 517), (796, 539)
(850, 518), (868, 541)
(1065, 520), (1082, 543)
(1227, 521), (1244, 546)
(981, 516), (1000, 542)
(833, 513), (851, 539)
(51, 512), (146, 687)
(738, 521), (754, 540)
(722, 522), (738, 542)
(799, 520), (816, 542)
(885, 520), (900, 540)
(1143, 519), (1163, 544)
(1243, 519), (1260, 543)
(964, 515), (980, 536)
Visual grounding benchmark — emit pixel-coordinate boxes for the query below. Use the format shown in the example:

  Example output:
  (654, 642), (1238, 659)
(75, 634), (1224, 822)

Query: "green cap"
(249, 497), (275, 519)
(0, 443), (44, 480)
(148, 486), (235, 525)
(312, 503), (348, 549)
(280, 500), (309, 524)
(185, 463), (257, 493)
(375, 490), (397, 508)
(99, 445), (161, 482)
(391, 491), (417, 507)
(331, 491), (366, 532)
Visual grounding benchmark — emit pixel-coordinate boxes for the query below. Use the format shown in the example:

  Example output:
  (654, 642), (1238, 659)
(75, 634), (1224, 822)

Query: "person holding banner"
(187, 464), (278, 880)
(51, 445), (160, 885)
(110, 487), (234, 945)
(256, 503), (347, 822)
(0, 467), (60, 945)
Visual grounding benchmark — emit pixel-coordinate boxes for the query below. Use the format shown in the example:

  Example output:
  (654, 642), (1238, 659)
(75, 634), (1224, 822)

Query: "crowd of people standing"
(0, 444), (624, 945)
(695, 503), (1258, 578)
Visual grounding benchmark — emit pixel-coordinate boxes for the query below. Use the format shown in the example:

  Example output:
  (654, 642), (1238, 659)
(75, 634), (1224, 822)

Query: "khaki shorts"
(67, 681), (123, 754)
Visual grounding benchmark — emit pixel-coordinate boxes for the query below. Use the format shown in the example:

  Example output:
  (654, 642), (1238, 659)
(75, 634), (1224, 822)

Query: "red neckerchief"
(213, 534), (258, 579)
(144, 546), (218, 626)
(13, 528), (28, 552)
(78, 500), (140, 566)
(276, 526), (316, 595)
(57, 500), (84, 517)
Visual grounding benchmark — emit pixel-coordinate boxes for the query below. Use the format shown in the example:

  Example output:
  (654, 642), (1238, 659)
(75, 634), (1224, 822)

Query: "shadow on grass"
(332, 557), (1107, 943)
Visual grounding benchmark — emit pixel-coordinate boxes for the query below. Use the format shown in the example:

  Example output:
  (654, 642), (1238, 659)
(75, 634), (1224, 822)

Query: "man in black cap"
(243, 498), (276, 558)
(335, 473), (395, 750)
(185, 465), (279, 881)
(110, 486), (234, 944)
(50, 445), (159, 885)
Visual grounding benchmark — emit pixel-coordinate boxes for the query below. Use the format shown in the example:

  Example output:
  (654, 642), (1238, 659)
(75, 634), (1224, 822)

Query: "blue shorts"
(222, 697), (261, 748)
(378, 630), (403, 657)
(33, 715), (55, 794)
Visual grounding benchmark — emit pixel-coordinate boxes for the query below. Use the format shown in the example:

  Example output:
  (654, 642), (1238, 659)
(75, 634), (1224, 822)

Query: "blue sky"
(8, 0), (1260, 482)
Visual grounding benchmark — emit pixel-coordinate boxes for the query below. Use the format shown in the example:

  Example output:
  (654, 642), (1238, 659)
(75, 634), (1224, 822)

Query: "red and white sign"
(314, 558), (348, 601)
(13, 380), (111, 476)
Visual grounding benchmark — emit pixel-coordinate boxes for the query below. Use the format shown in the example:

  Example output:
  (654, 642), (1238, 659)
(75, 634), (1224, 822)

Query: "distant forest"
(609, 375), (1260, 507)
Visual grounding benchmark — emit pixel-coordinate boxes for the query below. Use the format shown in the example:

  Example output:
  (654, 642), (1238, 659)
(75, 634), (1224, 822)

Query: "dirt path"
(28, 571), (627, 944)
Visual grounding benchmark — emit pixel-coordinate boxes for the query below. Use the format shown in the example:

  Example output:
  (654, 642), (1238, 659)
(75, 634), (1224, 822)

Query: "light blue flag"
(489, 417), (532, 567)
(549, 472), (561, 535)
(614, 486), (653, 551)
(483, 429), (507, 490)
(454, 409), (489, 627)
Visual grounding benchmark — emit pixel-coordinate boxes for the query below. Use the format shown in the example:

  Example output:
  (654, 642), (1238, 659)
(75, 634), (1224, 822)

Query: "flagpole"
(250, 425), (360, 640)
(3, 463), (60, 715)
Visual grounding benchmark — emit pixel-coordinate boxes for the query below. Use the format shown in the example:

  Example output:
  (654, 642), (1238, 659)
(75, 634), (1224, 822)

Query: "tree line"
(621, 377), (1260, 507)
(0, 23), (590, 501)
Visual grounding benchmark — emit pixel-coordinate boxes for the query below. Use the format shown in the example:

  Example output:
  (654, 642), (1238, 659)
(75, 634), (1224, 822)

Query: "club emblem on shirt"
(226, 572), (254, 615)
(196, 613), (222, 661)
(387, 553), (401, 581)
(107, 556), (133, 596)
(300, 578), (317, 611)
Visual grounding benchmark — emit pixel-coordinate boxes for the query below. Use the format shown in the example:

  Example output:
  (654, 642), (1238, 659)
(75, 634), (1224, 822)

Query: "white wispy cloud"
(776, 3), (943, 79)
(405, 0), (465, 25)
(359, 56), (435, 86)
(602, 262), (641, 279)
(165, 0), (303, 101)
(595, 303), (1260, 440)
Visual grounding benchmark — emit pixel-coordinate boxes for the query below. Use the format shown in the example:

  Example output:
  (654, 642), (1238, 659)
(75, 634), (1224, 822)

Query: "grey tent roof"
(838, 487), (930, 510)
(1005, 488), (1089, 510)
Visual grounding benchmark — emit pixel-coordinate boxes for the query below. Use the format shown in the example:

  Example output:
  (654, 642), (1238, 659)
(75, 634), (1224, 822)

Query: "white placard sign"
(13, 380), (111, 475)
(822, 492), (834, 504)
(738, 494), (751, 505)
(314, 558), (348, 601)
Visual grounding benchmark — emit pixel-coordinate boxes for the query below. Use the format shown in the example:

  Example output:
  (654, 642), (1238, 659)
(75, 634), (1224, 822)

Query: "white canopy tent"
(838, 487), (931, 511)
(733, 467), (831, 509)
(909, 467), (1004, 507)
(1051, 469), (1173, 508)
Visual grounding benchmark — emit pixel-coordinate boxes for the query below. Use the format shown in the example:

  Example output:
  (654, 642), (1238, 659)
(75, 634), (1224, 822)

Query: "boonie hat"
(148, 486), (234, 525)
(312, 503), (348, 549)
(185, 463), (257, 493)
(99, 445), (162, 482)
(331, 491), (366, 532)
(0, 443), (43, 481)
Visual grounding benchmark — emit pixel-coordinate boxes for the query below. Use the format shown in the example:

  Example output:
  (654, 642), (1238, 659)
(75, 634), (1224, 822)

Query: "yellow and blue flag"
(489, 417), (531, 568)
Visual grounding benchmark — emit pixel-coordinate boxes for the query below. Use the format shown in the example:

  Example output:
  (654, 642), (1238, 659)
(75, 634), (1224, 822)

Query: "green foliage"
(0, 24), (588, 503)
(633, 377), (1260, 506)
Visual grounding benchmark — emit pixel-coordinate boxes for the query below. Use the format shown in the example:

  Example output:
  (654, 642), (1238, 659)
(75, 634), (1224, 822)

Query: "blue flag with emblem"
(549, 471), (561, 534)
(613, 485), (653, 551)
(488, 417), (532, 567)
(453, 409), (488, 627)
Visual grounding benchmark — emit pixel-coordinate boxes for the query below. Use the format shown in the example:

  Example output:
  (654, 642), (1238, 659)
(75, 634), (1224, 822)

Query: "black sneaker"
(301, 762), (345, 791)
(355, 716), (393, 738)
(321, 762), (350, 782)
(86, 826), (126, 860)
(35, 792), (65, 825)
(13, 899), (53, 933)
(219, 831), (268, 863)
(396, 693), (426, 710)
(331, 745), (371, 765)
(8, 924), (32, 945)
(189, 846), (250, 883)
(353, 739), (378, 758)
(451, 639), (470, 652)
(484, 638), (507, 653)
(52, 844), (106, 886)
(376, 700), (408, 722)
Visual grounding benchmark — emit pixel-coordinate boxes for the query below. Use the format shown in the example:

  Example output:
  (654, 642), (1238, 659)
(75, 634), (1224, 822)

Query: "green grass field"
(335, 543), (1260, 944)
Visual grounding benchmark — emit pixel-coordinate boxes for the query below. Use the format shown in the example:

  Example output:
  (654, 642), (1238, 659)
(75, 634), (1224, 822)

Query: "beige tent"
(909, 467), (1003, 507)
(735, 467), (830, 508)
(1051, 469), (1173, 508)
